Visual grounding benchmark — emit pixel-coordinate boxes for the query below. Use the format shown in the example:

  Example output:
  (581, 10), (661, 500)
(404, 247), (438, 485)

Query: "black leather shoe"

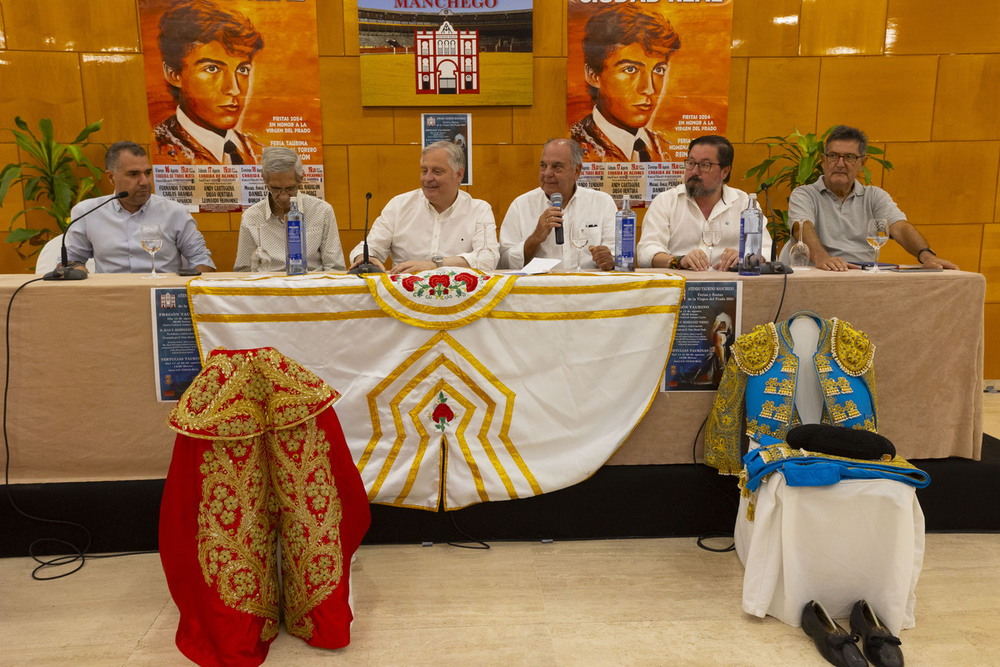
(802, 600), (868, 667)
(850, 600), (904, 667)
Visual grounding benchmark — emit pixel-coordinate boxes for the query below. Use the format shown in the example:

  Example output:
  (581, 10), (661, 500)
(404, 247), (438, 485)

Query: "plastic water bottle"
(738, 193), (763, 276)
(615, 194), (636, 272)
(285, 197), (307, 275)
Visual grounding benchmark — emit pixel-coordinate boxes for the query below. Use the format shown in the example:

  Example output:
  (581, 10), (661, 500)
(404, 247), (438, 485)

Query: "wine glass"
(140, 223), (163, 279)
(248, 220), (269, 274)
(866, 218), (890, 273)
(472, 219), (498, 272)
(788, 218), (811, 268)
(702, 220), (721, 271)
(570, 225), (590, 271)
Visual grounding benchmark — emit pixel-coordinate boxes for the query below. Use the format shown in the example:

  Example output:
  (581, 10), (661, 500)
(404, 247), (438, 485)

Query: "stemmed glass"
(570, 225), (590, 271)
(140, 223), (163, 279)
(249, 220), (269, 274)
(866, 218), (890, 272)
(472, 219), (498, 272)
(702, 220), (721, 271)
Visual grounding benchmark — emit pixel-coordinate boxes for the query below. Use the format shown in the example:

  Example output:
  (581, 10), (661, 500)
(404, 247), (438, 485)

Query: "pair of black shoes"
(802, 599), (904, 667)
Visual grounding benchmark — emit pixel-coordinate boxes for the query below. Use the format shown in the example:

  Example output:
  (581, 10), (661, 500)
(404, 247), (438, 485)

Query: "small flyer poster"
(151, 288), (203, 402)
(422, 113), (472, 185)
(663, 280), (742, 392)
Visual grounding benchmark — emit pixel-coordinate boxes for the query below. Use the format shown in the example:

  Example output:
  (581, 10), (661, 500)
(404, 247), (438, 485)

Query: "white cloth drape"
(189, 270), (684, 510)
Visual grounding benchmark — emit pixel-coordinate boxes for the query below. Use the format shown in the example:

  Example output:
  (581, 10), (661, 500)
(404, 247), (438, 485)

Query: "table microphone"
(348, 192), (384, 275)
(44, 191), (129, 281)
(550, 192), (563, 244)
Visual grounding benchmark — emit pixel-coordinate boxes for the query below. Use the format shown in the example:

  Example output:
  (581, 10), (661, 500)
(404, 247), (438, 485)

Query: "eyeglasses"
(266, 184), (301, 196)
(683, 159), (720, 172)
(823, 152), (862, 165)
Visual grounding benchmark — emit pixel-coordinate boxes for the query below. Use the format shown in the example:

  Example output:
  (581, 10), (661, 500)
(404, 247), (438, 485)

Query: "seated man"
(349, 141), (498, 274)
(788, 125), (957, 271)
(234, 147), (345, 272)
(638, 135), (770, 271)
(65, 141), (215, 273)
(499, 138), (615, 271)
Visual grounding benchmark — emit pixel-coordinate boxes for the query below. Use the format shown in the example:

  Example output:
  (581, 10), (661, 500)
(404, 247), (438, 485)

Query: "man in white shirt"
(638, 135), (771, 271)
(569, 4), (681, 163)
(234, 147), (344, 272)
(152, 0), (263, 165)
(349, 141), (498, 274)
(500, 138), (616, 271)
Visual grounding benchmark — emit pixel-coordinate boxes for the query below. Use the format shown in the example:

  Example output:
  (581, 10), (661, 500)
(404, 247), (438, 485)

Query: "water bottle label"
(287, 218), (306, 275)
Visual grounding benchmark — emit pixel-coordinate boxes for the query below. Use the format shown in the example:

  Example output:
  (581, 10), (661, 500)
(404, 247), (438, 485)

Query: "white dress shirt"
(176, 106), (246, 165)
(592, 107), (656, 161)
(234, 192), (345, 271)
(65, 193), (215, 273)
(499, 186), (617, 269)
(637, 183), (772, 267)
(350, 189), (499, 271)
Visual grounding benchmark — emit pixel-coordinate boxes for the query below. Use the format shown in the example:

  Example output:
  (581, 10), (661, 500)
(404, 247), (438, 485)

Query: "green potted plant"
(0, 116), (103, 259)
(744, 126), (893, 252)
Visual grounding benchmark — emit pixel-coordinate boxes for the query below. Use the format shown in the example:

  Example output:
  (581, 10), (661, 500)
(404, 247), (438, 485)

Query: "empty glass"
(140, 223), (163, 279)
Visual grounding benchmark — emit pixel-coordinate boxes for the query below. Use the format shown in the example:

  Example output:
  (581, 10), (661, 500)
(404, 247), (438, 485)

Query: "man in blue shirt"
(65, 141), (215, 274)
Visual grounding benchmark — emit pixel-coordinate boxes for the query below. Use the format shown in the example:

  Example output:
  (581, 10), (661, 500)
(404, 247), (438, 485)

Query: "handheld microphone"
(348, 192), (384, 275)
(550, 192), (563, 245)
(44, 191), (129, 281)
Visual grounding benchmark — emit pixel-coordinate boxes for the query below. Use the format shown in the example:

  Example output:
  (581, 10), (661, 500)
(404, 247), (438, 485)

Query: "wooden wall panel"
(883, 142), (1000, 225)
(317, 0), (345, 57)
(346, 144), (422, 229)
(1, 0), (138, 53)
(727, 58), (748, 144)
(0, 51), (87, 143)
(986, 303), (1000, 379)
(513, 58), (567, 146)
(886, 0), (1000, 55)
(319, 57), (394, 145)
(202, 231), (237, 275)
(799, 0), (888, 57)
(817, 56), (938, 142)
(744, 58), (821, 141)
(80, 55), (150, 146)
(731, 0), (800, 58)
(322, 145), (352, 229)
(468, 144), (542, 222)
(981, 224), (1000, 302)
(932, 55), (1000, 142)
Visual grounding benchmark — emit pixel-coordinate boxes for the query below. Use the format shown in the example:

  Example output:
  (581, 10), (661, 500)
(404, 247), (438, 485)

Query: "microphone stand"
(348, 192), (384, 275)
(758, 183), (779, 262)
(44, 191), (129, 281)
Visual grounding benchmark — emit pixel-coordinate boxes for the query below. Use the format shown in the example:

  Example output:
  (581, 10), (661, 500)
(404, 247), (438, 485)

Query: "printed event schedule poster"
(663, 281), (741, 392)
(358, 1), (533, 106)
(422, 113), (472, 185)
(567, 0), (733, 205)
(139, 0), (324, 212)
(151, 288), (202, 402)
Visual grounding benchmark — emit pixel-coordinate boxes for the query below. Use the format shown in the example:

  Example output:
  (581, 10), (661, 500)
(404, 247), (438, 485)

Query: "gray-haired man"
(234, 146), (345, 271)
(349, 140), (498, 274)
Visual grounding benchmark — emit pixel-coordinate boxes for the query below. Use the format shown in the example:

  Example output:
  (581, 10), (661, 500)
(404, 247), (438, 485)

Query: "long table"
(0, 269), (984, 486)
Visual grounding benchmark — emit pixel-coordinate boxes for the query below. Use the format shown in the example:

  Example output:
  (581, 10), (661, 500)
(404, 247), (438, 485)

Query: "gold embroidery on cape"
(705, 355), (748, 475)
(732, 323), (778, 376)
(170, 348), (335, 439)
(179, 349), (345, 643)
(831, 318), (875, 377)
(196, 419), (344, 643)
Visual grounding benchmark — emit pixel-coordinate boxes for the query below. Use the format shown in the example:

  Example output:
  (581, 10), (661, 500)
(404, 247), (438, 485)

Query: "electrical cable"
(445, 512), (490, 550)
(3, 277), (155, 581)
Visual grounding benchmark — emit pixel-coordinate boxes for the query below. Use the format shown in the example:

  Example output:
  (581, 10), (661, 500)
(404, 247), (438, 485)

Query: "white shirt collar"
(592, 107), (653, 160)
(176, 106), (242, 164)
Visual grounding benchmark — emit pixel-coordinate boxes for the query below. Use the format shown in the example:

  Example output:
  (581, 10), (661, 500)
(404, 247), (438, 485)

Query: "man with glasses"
(499, 138), (616, 271)
(788, 125), (957, 271)
(234, 146), (345, 271)
(638, 135), (770, 270)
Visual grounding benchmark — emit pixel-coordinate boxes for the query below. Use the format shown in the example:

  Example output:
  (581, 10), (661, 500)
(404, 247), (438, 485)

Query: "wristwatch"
(432, 255), (444, 268)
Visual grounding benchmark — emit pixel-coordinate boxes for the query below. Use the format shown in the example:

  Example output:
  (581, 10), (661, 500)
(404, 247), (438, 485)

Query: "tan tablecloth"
(0, 269), (984, 484)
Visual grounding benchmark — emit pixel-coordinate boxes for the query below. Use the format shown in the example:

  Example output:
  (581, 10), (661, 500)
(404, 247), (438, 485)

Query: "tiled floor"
(2, 533), (1000, 666)
(1, 390), (996, 666)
